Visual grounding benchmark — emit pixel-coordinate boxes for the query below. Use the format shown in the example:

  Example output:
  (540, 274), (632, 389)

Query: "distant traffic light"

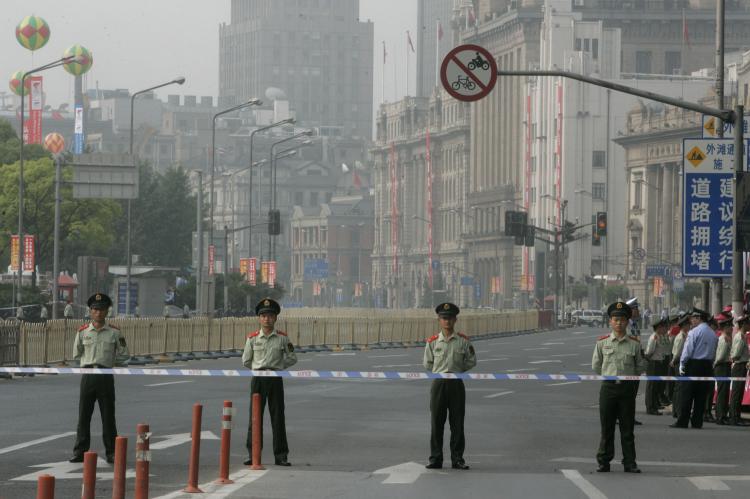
(592, 225), (601, 246)
(504, 210), (527, 238)
(268, 209), (281, 235)
(562, 221), (576, 242)
(596, 212), (607, 237)
(524, 224), (535, 247)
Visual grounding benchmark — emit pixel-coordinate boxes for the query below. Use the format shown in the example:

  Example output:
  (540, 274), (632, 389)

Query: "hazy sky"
(2, 0), (417, 109)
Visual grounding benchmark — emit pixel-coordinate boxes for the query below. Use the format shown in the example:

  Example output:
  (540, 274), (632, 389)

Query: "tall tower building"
(416, 0), (456, 98)
(219, 0), (374, 138)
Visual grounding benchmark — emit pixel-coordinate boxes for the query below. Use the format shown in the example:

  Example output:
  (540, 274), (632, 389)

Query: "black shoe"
(691, 425), (703, 429)
(716, 418), (728, 425)
(634, 420), (643, 425)
(69, 455), (84, 463)
(274, 458), (291, 466)
(106, 455), (115, 464)
(243, 458), (253, 466)
(704, 415), (715, 423)
(624, 465), (641, 473)
(596, 463), (610, 472)
(646, 411), (662, 416)
(452, 462), (470, 470)
(425, 462), (442, 469)
(669, 423), (688, 428)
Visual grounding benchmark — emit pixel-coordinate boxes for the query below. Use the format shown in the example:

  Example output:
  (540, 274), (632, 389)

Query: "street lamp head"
(300, 139), (313, 146)
(172, 76), (186, 85)
(246, 98), (263, 106)
(253, 159), (268, 167)
(301, 129), (314, 136)
(284, 118), (296, 124)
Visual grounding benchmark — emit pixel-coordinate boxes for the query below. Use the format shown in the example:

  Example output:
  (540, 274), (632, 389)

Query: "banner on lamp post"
(74, 105), (84, 154)
(208, 245), (215, 276)
(10, 235), (19, 271)
(261, 261), (269, 284)
(23, 235), (34, 272)
(27, 76), (43, 144)
(239, 258), (249, 277)
(268, 261), (276, 288)
(248, 257), (257, 285)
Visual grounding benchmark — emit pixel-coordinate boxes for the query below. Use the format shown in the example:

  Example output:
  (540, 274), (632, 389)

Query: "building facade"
(219, 0), (374, 139)
(416, 0), (456, 98)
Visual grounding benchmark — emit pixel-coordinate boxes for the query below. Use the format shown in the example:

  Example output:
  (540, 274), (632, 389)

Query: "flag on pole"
(437, 20), (443, 41)
(383, 40), (387, 64)
(682, 9), (691, 49)
(407, 30), (415, 52)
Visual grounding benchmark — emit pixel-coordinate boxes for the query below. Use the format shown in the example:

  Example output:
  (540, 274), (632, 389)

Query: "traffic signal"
(524, 224), (535, 247)
(596, 212), (607, 237)
(562, 221), (576, 242)
(505, 210), (527, 238)
(268, 209), (281, 235)
(592, 224), (601, 246)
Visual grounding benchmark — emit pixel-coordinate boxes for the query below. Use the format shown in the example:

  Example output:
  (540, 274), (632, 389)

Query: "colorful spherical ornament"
(63, 44), (93, 76)
(15, 15), (50, 51)
(9, 70), (30, 96)
(44, 133), (65, 155)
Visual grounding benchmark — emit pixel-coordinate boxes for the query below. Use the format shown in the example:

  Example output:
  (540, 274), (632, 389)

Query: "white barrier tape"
(135, 450), (152, 462)
(136, 432), (151, 444)
(222, 407), (234, 417)
(0, 366), (746, 382)
(222, 421), (232, 430)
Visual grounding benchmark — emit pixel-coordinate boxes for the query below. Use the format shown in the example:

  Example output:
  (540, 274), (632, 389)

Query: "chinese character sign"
(10, 235), (19, 271)
(248, 258), (257, 285)
(208, 245), (215, 276)
(682, 139), (749, 277)
(23, 235), (34, 272)
(28, 76), (43, 144)
(268, 261), (276, 288)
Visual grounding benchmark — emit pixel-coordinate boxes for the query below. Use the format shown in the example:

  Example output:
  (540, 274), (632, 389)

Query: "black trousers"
(714, 362), (732, 420)
(73, 374), (117, 458)
(645, 359), (668, 413)
(429, 379), (466, 465)
(597, 381), (637, 467)
(729, 362), (748, 422)
(677, 359), (713, 428)
(246, 377), (289, 461)
(670, 363), (682, 417)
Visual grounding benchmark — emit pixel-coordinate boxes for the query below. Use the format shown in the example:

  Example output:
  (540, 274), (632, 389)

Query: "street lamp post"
(16, 55), (79, 309)
(270, 141), (313, 261)
(128, 76), (186, 316)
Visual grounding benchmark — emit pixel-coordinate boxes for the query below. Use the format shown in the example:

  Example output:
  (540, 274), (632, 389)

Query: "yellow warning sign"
(703, 117), (717, 137)
(686, 146), (706, 167)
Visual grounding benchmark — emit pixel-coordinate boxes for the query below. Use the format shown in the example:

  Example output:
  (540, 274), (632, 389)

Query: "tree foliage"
(0, 119), (48, 166)
(602, 284), (630, 305)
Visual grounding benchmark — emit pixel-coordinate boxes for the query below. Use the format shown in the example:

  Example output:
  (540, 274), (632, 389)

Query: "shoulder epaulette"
(78, 324), (89, 332)
(427, 334), (439, 343)
(628, 335), (640, 341)
(458, 332), (469, 340)
(277, 331), (288, 336)
(597, 334), (609, 340)
(247, 331), (260, 339)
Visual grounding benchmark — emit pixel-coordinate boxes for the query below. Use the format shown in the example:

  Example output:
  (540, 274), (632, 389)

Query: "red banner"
(23, 235), (34, 272)
(208, 245), (215, 276)
(313, 282), (321, 296)
(10, 235), (19, 271)
(248, 258), (257, 285)
(268, 261), (276, 288)
(261, 261), (269, 284)
(239, 258), (249, 277)
(354, 282), (363, 297)
(27, 76), (43, 144)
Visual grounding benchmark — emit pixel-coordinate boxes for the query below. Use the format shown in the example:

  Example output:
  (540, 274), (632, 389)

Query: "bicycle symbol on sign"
(452, 75), (476, 91)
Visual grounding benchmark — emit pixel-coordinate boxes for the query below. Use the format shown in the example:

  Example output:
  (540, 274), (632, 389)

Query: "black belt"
(83, 364), (109, 368)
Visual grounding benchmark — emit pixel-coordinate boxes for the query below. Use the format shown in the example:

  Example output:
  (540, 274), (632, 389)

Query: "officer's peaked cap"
(435, 302), (460, 317)
(607, 301), (632, 319)
(87, 293), (112, 309)
(255, 298), (281, 316)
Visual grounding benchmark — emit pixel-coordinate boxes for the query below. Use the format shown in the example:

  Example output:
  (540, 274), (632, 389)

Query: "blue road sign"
(645, 265), (671, 279)
(682, 138), (750, 277)
(460, 276), (474, 286)
(474, 282), (481, 300)
(303, 258), (329, 280)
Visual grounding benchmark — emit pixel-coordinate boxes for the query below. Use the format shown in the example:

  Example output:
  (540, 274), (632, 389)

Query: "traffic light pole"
(498, 69), (743, 319)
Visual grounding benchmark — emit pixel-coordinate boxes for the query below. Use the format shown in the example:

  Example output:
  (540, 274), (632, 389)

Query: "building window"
(592, 183), (606, 200)
(294, 192), (304, 206)
(575, 38), (582, 51)
(635, 51), (652, 74)
(592, 150), (606, 168)
(592, 39), (599, 59)
(633, 173), (643, 208)
(310, 192), (319, 206)
(665, 51), (681, 75)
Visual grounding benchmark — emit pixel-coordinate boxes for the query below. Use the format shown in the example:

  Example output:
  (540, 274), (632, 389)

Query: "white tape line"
(561, 469), (608, 499)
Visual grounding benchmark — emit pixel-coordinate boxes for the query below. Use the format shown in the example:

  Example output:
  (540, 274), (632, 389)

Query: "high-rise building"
(219, 0), (374, 139)
(416, 0), (456, 98)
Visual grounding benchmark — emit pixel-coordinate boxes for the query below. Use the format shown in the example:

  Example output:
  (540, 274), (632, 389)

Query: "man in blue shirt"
(671, 307), (718, 429)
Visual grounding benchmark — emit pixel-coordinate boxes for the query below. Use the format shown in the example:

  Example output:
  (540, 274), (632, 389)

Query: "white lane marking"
(151, 468), (269, 499)
(580, 363), (592, 366)
(523, 347), (550, 351)
(572, 331), (587, 335)
(505, 368), (538, 372)
(329, 353), (357, 356)
(553, 457), (737, 468)
(487, 341), (509, 345)
(297, 358), (313, 362)
(475, 349), (491, 353)
(150, 431), (218, 450)
(484, 391), (514, 399)
(543, 342), (565, 345)
(368, 354), (409, 359)
(0, 432), (76, 455)
(372, 363), (422, 368)
(529, 360), (562, 364)
(546, 381), (581, 387)
(145, 380), (193, 387)
(550, 354), (579, 358)
(687, 476), (750, 491)
(11, 458), (135, 481)
(374, 461), (440, 484)
(561, 469), (608, 499)
(477, 358), (509, 363)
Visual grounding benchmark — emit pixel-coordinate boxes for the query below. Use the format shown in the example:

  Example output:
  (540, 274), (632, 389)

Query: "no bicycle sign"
(440, 44), (497, 102)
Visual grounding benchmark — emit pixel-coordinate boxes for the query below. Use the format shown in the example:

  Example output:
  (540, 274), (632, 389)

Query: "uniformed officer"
(728, 314), (750, 425)
(424, 302), (476, 470)
(713, 312), (734, 425)
(626, 297), (644, 426)
(644, 317), (671, 415)
(670, 313), (691, 419)
(70, 293), (129, 464)
(592, 301), (646, 473)
(242, 298), (297, 466)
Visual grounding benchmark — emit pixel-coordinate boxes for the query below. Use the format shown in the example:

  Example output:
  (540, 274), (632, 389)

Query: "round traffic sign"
(632, 248), (646, 260)
(440, 44), (497, 102)
(673, 269), (683, 279)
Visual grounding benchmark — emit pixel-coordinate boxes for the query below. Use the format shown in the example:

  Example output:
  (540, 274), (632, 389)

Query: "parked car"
(577, 309), (605, 327)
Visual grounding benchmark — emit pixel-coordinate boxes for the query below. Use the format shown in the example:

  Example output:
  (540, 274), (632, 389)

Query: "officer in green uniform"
(729, 314), (750, 425)
(242, 298), (297, 466)
(670, 313), (691, 419)
(713, 313), (734, 425)
(424, 302), (477, 470)
(644, 317), (671, 415)
(592, 301), (646, 473)
(70, 293), (129, 464)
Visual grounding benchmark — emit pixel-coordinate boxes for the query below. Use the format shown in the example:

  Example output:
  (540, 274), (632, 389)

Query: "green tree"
(570, 282), (588, 308)
(602, 284), (630, 305)
(0, 119), (48, 166)
(675, 282), (702, 310)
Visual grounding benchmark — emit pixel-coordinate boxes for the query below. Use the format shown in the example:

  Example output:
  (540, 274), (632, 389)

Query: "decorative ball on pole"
(62, 44), (94, 75)
(9, 70), (30, 96)
(15, 15), (50, 51)
(43, 132), (65, 155)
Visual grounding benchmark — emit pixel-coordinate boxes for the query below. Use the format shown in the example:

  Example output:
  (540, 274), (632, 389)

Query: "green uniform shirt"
(644, 333), (671, 361)
(423, 331), (477, 373)
(73, 323), (130, 367)
(672, 331), (688, 360)
(242, 329), (298, 370)
(730, 331), (750, 362)
(715, 334), (732, 366)
(592, 332), (646, 376)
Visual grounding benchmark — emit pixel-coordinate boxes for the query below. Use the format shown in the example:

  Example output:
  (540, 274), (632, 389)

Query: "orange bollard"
(36, 474), (55, 499)
(112, 436), (127, 499)
(134, 424), (150, 499)
(81, 451), (97, 499)
(215, 400), (234, 484)
(183, 403), (204, 493)
(250, 393), (265, 470)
